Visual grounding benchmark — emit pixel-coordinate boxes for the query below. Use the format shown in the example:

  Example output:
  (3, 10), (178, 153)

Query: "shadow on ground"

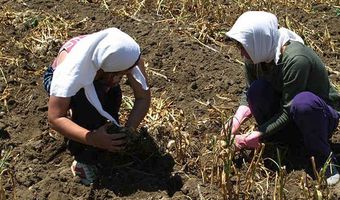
(92, 130), (183, 197)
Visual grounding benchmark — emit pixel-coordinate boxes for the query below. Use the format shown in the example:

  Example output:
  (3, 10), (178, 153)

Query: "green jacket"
(241, 41), (340, 136)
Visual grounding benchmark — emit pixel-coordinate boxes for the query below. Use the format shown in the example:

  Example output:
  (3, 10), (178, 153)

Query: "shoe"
(325, 162), (340, 186)
(70, 160), (98, 185)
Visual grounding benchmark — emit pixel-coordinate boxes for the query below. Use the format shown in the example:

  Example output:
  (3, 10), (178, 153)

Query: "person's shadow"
(93, 127), (183, 197)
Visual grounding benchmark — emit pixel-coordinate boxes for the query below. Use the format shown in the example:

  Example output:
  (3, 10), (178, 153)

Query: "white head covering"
(226, 11), (304, 64)
(50, 28), (148, 126)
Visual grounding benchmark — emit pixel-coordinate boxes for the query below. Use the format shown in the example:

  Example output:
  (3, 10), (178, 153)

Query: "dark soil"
(0, 0), (339, 199)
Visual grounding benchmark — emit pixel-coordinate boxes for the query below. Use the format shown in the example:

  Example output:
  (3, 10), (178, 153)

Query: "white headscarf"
(50, 28), (148, 126)
(226, 11), (304, 64)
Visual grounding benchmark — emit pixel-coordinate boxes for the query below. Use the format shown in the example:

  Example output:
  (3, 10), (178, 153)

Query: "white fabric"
(226, 11), (304, 64)
(50, 27), (143, 126)
(83, 84), (118, 124)
(276, 27), (304, 63)
(131, 65), (149, 90)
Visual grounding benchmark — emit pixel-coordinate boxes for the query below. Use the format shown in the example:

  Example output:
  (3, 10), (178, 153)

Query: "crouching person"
(222, 11), (340, 186)
(43, 28), (151, 185)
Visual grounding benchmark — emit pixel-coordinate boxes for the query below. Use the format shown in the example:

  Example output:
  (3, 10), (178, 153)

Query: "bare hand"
(87, 123), (127, 152)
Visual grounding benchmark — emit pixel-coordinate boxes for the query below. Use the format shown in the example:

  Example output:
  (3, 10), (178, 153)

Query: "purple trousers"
(247, 80), (339, 168)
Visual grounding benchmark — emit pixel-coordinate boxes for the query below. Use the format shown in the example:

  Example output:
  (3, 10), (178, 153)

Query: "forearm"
(125, 57), (150, 129)
(258, 109), (290, 136)
(49, 117), (93, 145)
(126, 98), (150, 129)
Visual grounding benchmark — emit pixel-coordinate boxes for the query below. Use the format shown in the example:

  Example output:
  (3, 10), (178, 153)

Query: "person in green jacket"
(223, 11), (340, 185)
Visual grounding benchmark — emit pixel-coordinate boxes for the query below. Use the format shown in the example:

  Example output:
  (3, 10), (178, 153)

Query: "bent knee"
(290, 91), (321, 114)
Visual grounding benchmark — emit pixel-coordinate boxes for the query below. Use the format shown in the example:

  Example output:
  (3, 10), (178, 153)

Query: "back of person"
(282, 41), (332, 103)
(44, 35), (122, 131)
(244, 41), (340, 111)
(51, 35), (87, 69)
(44, 35), (87, 93)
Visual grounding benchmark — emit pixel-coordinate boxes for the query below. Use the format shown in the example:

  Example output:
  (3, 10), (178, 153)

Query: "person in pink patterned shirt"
(43, 28), (151, 185)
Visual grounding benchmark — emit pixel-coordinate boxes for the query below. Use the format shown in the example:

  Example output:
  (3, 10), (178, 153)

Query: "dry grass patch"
(0, 149), (12, 200)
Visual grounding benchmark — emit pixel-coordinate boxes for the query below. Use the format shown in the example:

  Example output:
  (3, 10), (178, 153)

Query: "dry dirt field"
(0, 0), (339, 199)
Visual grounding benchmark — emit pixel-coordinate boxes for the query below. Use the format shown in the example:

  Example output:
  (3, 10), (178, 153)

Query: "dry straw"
(1, 0), (339, 199)
(0, 149), (12, 200)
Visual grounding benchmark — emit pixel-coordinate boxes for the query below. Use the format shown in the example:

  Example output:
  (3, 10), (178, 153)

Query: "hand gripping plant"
(106, 123), (159, 157)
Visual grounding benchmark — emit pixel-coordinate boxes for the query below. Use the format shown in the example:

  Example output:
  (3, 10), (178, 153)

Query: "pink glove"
(234, 131), (262, 151)
(231, 105), (252, 134)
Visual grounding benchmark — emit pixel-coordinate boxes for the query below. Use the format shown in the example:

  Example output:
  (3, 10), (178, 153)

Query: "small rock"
(32, 159), (39, 164)
(189, 82), (198, 90)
